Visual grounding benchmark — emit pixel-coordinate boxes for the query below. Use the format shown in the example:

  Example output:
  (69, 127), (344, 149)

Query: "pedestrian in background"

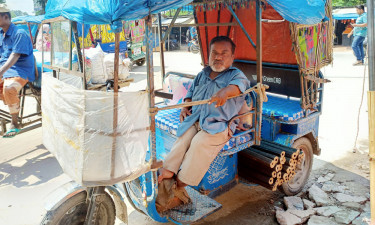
(348, 5), (368, 66)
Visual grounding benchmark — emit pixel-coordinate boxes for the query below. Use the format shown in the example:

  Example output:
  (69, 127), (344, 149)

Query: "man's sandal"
(3, 128), (21, 138)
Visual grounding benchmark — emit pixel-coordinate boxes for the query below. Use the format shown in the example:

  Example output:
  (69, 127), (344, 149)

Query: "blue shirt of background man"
(0, 23), (35, 82)
(176, 66), (251, 137)
(354, 12), (367, 37)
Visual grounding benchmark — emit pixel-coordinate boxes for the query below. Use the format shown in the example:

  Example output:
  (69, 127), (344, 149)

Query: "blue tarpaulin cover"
(13, 15), (45, 24)
(266, 0), (327, 24)
(45, 0), (193, 32)
(13, 15), (45, 38)
(333, 13), (358, 20)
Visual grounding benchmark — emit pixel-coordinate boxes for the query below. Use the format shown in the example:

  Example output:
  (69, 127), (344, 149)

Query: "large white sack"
(42, 73), (150, 186)
(103, 54), (131, 81)
(85, 44), (106, 84)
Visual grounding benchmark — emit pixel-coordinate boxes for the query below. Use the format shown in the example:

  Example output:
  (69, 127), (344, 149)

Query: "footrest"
(166, 186), (222, 224)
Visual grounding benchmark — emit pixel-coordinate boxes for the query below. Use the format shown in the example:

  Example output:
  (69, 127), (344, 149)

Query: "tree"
(333, 0), (366, 7)
(0, 0), (5, 4)
(34, 0), (48, 15)
(11, 10), (28, 18)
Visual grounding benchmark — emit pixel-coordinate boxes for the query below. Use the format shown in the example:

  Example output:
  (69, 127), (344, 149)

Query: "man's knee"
(3, 86), (18, 96)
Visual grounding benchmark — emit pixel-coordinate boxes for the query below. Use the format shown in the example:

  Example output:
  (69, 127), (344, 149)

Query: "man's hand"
(180, 107), (192, 122)
(209, 89), (229, 107)
(180, 98), (192, 122)
(209, 85), (241, 108)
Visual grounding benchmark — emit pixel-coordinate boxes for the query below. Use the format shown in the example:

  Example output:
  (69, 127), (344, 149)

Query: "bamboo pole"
(368, 91), (375, 224)
(110, 32), (120, 179)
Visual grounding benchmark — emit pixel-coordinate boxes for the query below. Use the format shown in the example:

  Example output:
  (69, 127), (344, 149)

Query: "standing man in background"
(0, 4), (35, 138)
(348, 5), (368, 66)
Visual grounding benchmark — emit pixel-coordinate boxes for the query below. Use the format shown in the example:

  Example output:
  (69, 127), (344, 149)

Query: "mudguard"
(42, 181), (128, 224)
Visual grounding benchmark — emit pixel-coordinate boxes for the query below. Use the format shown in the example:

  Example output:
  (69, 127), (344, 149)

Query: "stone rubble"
(334, 193), (367, 203)
(308, 185), (332, 206)
(274, 170), (370, 225)
(333, 209), (360, 224)
(284, 196), (304, 210)
(307, 216), (340, 225)
(302, 199), (315, 210)
(315, 206), (342, 217)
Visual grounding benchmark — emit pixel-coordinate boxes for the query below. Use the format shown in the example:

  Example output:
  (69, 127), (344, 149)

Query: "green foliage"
(11, 10), (28, 18)
(0, 0), (5, 3)
(35, 0), (48, 15)
(164, 9), (193, 17)
(333, 0), (366, 7)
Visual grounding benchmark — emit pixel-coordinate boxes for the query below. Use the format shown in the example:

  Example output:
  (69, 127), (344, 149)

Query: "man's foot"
(3, 128), (21, 138)
(156, 196), (183, 213)
(353, 61), (364, 66)
(158, 168), (174, 183)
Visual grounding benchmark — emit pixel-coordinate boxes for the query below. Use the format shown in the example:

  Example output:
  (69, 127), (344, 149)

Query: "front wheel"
(41, 191), (116, 225)
(281, 137), (313, 196)
(136, 59), (146, 66)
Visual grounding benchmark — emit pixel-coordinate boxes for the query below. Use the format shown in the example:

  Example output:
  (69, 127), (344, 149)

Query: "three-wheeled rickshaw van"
(40, 0), (333, 224)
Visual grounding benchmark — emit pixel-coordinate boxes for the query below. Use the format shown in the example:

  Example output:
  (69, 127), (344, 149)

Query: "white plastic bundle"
(42, 73), (150, 186)
(85, 44), (106, 84)
(103, 54), (131, 81)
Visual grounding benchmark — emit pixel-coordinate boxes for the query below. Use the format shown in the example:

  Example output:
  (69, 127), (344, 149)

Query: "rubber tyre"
(136, 59), (146, 66)
(191, 45), (200, 54)
(41, 191), (115, 225)
(281, 137), (313, 196)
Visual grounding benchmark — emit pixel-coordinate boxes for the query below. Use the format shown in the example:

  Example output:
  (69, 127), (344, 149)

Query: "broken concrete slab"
(308, 185), (332, 206)
(334, 193), (367, 203)
(364, 201), (370, 212)
(284, 196), (304, 210)
(307, 215), (340, 225)
(303, 199), (316, 210)
(352, 211), (371, 225)
(321, 181), (347, 193)
(317, 173), (335, 183)
(315, 206), (343, 217)
(341, 202), (363, 211)
(276, 209), (303, 225)
(333, 209), (360, 224)
(288, 209), (316, 223)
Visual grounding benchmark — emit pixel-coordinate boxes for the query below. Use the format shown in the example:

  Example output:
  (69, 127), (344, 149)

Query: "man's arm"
(352, 23), (367, 27)
(348, 29), (354, 38)
(180, 98), (192, 122)
(0, 53), (21, 79)
(208, 85), (241, 107)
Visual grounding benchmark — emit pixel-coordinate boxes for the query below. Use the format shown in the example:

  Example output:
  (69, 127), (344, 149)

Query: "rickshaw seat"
(155, 107), (253, 154)
(262, 94), (306, 122)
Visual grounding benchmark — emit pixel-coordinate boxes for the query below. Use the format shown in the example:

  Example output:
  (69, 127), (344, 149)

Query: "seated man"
(157, 36), (250, 210)
(0, 4), (35, 138)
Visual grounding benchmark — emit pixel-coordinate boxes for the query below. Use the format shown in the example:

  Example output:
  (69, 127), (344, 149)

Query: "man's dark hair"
(210, 36), (236, 54)
(356, 5), (365, 11)
(0, 12), (11, 20)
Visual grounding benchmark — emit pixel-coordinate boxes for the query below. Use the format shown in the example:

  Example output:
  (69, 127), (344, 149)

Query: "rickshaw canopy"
(13, 15), (45, 39)
(266, 0), (327, 25)
(13, 15), (45, 24)
(44, 0), (193, 32)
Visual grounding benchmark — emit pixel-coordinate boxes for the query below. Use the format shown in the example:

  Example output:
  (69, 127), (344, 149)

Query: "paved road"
(0, 47), (370, 225)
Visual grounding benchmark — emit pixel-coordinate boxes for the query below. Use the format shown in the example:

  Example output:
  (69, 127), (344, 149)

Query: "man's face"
(356, 8), (363, 15)
(0, 15), (8, 27)
(209, 41), (234, 73)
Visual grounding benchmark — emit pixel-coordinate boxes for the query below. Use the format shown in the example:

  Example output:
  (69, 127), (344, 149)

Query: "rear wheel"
(281, 137), (313, 196)
(191, 45), (200, 54)
(41, 191), (115, 225)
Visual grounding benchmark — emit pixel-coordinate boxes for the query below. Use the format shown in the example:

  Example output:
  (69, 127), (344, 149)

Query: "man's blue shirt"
(176, 66), (251, 137)
(354, 12), (367, 37)
(0, 23), (35, 81)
